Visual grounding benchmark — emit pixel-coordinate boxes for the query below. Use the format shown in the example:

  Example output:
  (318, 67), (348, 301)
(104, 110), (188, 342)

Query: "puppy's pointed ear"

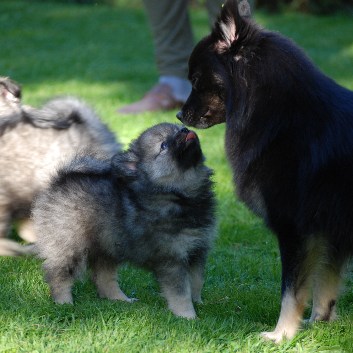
(0, 77), (22, 101)
(111, 151), (138, 181)
(213, 0), (251, 52)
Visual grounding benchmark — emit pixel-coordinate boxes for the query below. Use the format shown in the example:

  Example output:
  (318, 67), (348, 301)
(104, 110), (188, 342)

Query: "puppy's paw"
(52, 289), (74, 305)
(308, 311), (338, 323)
(171, 307), (197, 320)
(108, 293), (138, 303)
(98, 287), (137, 303)
(54, 296), (74, 305)
(125, 297), (138, 303)
(261, 330), (286, 344)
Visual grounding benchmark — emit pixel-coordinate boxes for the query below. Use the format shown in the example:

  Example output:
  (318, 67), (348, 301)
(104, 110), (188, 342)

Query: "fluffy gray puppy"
(32, 123), (216, 319)
(0, 77), (120, 255)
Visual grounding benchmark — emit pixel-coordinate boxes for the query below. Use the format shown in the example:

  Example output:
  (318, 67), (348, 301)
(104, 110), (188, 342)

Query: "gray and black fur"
(32, 123), (216, 319)
(0, 77), (120, 256)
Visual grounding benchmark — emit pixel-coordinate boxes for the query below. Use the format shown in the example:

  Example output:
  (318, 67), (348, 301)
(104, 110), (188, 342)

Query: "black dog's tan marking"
(32, 123), (216, 319)
(177, 0), (353, 342)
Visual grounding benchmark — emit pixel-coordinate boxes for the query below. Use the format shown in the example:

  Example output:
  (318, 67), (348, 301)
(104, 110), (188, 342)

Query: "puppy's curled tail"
(23, 96), (121, 153)
(0, 239), (35, 257)
(23, 96), (94, 129)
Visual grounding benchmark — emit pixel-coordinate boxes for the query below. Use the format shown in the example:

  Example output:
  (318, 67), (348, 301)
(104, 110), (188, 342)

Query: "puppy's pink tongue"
(186, 131), (197, 141)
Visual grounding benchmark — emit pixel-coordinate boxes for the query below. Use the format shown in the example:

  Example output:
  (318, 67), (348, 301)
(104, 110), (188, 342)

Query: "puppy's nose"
(180, 127), (189, 134)
(176, 111), (183, 121)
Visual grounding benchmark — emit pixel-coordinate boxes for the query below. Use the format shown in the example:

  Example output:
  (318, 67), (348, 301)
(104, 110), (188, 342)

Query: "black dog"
(177, 0), (353, 342)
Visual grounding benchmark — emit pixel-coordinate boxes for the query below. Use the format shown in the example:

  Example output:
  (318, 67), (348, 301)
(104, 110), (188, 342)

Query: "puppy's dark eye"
(160, 141), (168, 150)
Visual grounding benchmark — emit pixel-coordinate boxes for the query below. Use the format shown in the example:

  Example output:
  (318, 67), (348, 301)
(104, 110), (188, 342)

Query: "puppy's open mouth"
(176, 128), (202, 169)
(185, 131), (197, 141)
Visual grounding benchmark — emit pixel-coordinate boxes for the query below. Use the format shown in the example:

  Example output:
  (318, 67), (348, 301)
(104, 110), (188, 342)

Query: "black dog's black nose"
(180, 127), (189, 134)
(176, 111), (183, 120)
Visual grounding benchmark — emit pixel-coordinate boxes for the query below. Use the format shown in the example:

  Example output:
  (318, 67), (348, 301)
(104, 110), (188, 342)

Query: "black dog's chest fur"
(225, 119), (302, 223)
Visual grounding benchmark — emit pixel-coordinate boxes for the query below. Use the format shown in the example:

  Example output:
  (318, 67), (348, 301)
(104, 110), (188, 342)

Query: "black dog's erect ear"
(111, 151), (138, 181)
(213, 0), (251, 52)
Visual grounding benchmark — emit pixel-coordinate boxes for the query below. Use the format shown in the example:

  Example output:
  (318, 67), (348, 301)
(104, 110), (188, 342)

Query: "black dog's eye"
(160, 141), (168, 150)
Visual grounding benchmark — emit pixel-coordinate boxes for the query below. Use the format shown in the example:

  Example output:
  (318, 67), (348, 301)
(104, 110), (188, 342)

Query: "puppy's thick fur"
(32, 123), (216, 319)
(177, 0), (353, 342)
(0, 77), (120, 256)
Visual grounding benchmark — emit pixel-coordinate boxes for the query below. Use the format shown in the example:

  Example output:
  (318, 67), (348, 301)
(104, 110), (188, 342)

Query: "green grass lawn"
(1, 1), (353, 352)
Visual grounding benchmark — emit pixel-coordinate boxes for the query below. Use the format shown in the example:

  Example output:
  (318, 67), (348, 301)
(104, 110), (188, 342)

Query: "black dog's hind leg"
(310, 250), (345, 322)
(262, 232), (322, 343)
